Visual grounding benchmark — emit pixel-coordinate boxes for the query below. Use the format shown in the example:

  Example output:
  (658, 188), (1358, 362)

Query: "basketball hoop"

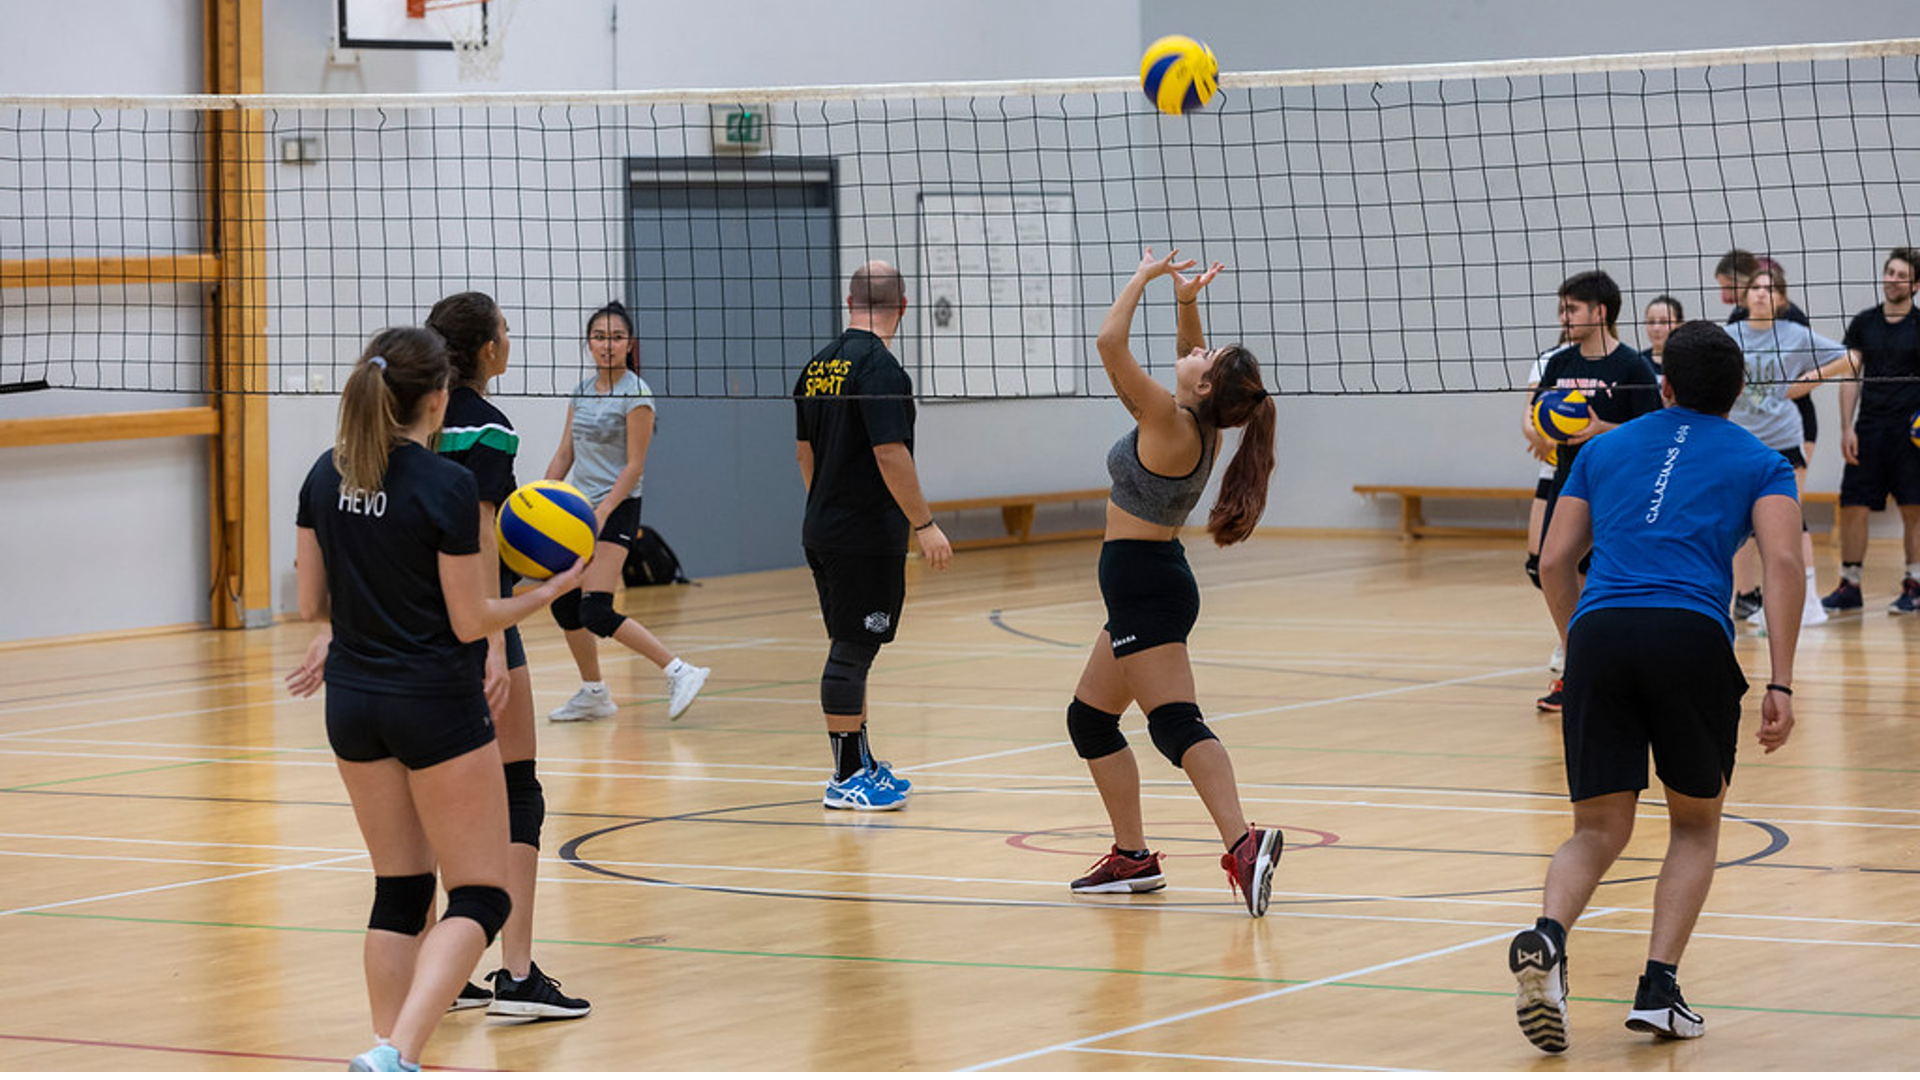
(412, 0), (516, 82)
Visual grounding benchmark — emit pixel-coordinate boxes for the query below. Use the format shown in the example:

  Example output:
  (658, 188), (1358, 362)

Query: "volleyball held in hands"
(497, 480), (597, 580)
(1140, 35), (1218, 115)
(1533, 389), (1592, 442)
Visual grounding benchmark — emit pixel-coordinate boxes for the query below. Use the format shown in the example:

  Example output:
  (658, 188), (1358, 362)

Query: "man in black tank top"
(792, 260), (953, 811)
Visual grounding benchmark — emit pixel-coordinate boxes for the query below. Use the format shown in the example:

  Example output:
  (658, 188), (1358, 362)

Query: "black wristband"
(913, 519), (937, 532)
(1765, 683), (1793, 696)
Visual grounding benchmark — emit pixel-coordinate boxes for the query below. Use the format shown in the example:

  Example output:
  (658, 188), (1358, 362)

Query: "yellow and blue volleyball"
(1140, 35), (1218, 115)
(497, 480), (597, 580)
(1910, 410), (1920, 449)
(1533, 389), (1592, 443)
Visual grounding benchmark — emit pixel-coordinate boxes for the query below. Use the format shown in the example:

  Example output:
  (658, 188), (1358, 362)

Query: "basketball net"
(413, 0), (516, 82)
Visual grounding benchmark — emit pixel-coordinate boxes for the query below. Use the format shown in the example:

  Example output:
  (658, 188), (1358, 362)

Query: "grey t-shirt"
(567, 370), (654, 503)
(1725, 320), (1845, 451)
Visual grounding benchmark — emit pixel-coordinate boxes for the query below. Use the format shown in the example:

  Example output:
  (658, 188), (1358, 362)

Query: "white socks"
(664, 658), (689, 677)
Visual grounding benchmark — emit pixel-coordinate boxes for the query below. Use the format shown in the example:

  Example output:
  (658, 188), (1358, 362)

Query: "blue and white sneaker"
(867, 759), (912, 794)
(348, 1044), (418, 1072)
(823, 767), (908, 811)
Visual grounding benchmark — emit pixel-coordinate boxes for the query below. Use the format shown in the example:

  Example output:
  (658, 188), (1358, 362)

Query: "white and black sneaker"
(487, 961), (591, 1020)
(1625, 973), (1705, 1040)
(1509, 926), (1569, 1054)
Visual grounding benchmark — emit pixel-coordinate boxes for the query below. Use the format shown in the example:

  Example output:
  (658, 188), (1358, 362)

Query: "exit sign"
(711, 105), (772, 152)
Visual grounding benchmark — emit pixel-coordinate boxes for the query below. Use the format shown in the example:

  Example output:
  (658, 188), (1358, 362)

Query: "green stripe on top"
(438, 423), (520, 455)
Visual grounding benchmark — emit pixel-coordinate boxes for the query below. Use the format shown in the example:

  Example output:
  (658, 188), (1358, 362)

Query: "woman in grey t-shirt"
(542, 300), (709, 722)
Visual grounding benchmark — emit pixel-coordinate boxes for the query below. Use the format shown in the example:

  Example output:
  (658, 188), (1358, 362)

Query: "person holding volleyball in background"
(1061, 248), (1283, 916)
(286, 327), (585, 1072)
(543, 300), (709, 722)
(426, 292), (590, 1020)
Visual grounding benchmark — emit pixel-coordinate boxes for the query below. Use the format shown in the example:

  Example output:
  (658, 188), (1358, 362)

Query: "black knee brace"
(367, 872), (436, 935)
(550, 589), (584, 631)
(821, 639), (878, 716)
(1525, 552), (1542, 590)
(443, 884), (512, 945)
(1146, 701), (1217, 767)
(504, 759), (545, 849)
(1065, 698), (1127, 760)
(579, 591), (626, 638)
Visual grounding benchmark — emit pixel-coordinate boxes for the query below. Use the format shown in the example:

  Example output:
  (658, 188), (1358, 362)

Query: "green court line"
(19, 910), (1918, 1024)
(2, 750), (298, 792)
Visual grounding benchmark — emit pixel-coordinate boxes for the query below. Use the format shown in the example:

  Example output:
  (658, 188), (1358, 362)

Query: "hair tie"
(368, 355), (388, 370)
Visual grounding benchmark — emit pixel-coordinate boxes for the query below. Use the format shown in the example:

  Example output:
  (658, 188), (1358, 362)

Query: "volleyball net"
(3, 37), (1918, 400)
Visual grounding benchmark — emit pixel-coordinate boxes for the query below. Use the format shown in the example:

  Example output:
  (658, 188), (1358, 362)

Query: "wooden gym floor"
(2, 535), (1917, 1071)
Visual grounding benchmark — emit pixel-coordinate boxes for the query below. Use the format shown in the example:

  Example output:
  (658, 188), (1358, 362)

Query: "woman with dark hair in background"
(1061, 248), (1285, 917)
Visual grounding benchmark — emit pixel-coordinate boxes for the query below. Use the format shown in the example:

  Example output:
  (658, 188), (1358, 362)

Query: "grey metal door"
(627, 164), (837, 577)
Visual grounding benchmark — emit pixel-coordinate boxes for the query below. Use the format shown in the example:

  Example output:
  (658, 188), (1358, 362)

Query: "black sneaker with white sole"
(449, 980), (491, 1012)
(487, 961), (591, 1020)
(1624, 973), (1705, 1039)
(1508, 926), (1569, 1054)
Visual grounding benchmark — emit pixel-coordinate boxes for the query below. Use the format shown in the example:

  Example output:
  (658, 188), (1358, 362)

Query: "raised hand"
(1135, 246), (1197, 282)
(1172, 261), (1225, 303)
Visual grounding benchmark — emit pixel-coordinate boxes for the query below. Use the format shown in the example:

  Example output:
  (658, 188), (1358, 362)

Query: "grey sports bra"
(1105, 410), (1217, 526)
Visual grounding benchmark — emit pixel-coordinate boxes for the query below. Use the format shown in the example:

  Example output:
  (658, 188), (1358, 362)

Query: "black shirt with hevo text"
(793, 328), (916, 555)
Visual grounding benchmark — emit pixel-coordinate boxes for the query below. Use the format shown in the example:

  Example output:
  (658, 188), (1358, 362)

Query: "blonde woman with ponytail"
(286, 327), (583, 1072)
(1062, 248), (1284, 917)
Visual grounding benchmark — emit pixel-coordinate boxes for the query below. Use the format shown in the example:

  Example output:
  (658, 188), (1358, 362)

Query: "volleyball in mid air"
(1533, 389), (1592, 443)
(497, 480), (597, 580)
(1140, 35), (1218, 115)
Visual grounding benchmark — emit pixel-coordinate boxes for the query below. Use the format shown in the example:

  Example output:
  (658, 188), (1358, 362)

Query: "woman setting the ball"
(286, 327), (585, 1071)
(1062, 247), (1285, 916)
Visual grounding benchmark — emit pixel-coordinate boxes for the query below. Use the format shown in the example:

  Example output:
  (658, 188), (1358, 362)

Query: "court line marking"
(1070, 1046), (1408, 1071)
(0, 852), (365, 918)
(958, 926), (1527, 1071)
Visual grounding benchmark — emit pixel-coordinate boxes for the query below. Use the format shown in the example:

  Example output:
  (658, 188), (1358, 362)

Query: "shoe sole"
(1244, 828), (1284, 917)
(487, 1001), (592, 1020)
(550, 707), (617, 722)
(667, 670), (709, 720)
(1509, 934), (1568, 1054)
(821, 795), (907, 811)
(448, 998), (491, 1012)
(1071, 875), (1167, 894)
(1625, 1006), (1704, 1039)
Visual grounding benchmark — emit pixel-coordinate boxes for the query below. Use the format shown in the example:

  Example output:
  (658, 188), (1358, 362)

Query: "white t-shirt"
(567, 370), (655, 503)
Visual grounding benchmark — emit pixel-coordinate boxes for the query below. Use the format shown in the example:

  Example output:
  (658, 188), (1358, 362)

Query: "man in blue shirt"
(1507, 321), (1802, 1054)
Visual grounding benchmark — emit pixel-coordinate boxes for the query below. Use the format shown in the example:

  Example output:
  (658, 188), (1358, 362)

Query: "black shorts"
(1775, 445), (1808, 470)
(598, 497), (642, 546)
(1561, 607), (1747, 802)
(1099, 539), (1200, 658)
(1539, 475), (1594, 576)
(1794, 395), (1818, 444)
(503, 624), (527, 671)
(807, 547), (906, 646)
(326, 684), (495, 770)
(1533, 477), (1552, 500)
(1839, 422), (1920, 509)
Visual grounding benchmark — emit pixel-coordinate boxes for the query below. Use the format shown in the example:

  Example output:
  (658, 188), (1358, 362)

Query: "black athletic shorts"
(598, 497), (642, 547)
(326, 684), (495, 770)
(1533, 477), (1552, 500)
(1775, 445), (1808, 471)
(503, 624), (527, 671)
(1839, 422), (1920, 510)
(1794, 395), (1818, 444)
(1561, 607), (1747, 802)
(1099, 539), (1200, 658)
(806, 547), (906, 646)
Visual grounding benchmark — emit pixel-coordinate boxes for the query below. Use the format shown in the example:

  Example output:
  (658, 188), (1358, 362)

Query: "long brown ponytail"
(1197, 344), (1276, 546)
(333, 327), (451, 493)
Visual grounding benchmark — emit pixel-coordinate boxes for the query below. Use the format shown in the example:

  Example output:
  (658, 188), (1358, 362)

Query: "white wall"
(4, 0), (1915, 641)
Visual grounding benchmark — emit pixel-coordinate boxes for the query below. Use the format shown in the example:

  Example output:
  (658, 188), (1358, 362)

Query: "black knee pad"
(367, 872), (436, 935)
(443, 884), (512, 945)
(579, 591), (625, 638)
(1066, 697), (1127, 760)
(1146, 701), (1217, 767)
(504, 759), (545, 849)
(550, 589), (583, 631)
(1525, 552), (1542, 590)
(821, 639), (878, 716)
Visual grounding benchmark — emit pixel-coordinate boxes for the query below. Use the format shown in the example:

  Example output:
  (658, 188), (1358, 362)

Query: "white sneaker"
(550, 685), (616, 722)
(1547, 642), (1565, 676)
(1801, 600), (1829, 626)
(666, 664), (709, 720)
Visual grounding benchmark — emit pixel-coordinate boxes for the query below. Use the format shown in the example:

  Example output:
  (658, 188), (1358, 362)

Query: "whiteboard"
(913, 191), (1078, 398)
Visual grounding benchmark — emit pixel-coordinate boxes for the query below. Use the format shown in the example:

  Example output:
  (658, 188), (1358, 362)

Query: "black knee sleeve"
(367, 872), (436, 935)
(580, 591), (625, 638)
(1525, 552), (1542, 590)
(1146, 701), (1217, 767)
(821, 639), (878, 716)
(443, 884), (512, 945)
(504, 759), (545, 849)
(1066, 698), (1127, 760)
(550, 589), (583, 631)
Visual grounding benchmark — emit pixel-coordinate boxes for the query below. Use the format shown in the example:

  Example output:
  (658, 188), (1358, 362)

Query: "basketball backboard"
(336, 0), (494, 51)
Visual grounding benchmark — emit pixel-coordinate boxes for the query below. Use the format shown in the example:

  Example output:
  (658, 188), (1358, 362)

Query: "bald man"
(794, 261), (952, 811)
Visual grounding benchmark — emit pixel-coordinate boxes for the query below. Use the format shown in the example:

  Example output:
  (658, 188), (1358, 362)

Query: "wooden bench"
(1355, 484), (1843, 542)
(923, 487), (1109, 551)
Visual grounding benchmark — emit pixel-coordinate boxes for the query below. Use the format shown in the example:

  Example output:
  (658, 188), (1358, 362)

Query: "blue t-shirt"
(1561, 407), (1798, 640)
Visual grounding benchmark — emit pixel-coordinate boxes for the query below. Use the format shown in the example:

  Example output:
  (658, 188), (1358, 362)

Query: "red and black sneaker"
(1221, 826), (1284, 917)
(1536, 679), (1564, 713)
(1070, 846), (1166, 894)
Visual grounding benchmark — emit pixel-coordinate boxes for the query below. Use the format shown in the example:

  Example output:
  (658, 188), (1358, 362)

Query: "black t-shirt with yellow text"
(793, 328), (916, 555)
